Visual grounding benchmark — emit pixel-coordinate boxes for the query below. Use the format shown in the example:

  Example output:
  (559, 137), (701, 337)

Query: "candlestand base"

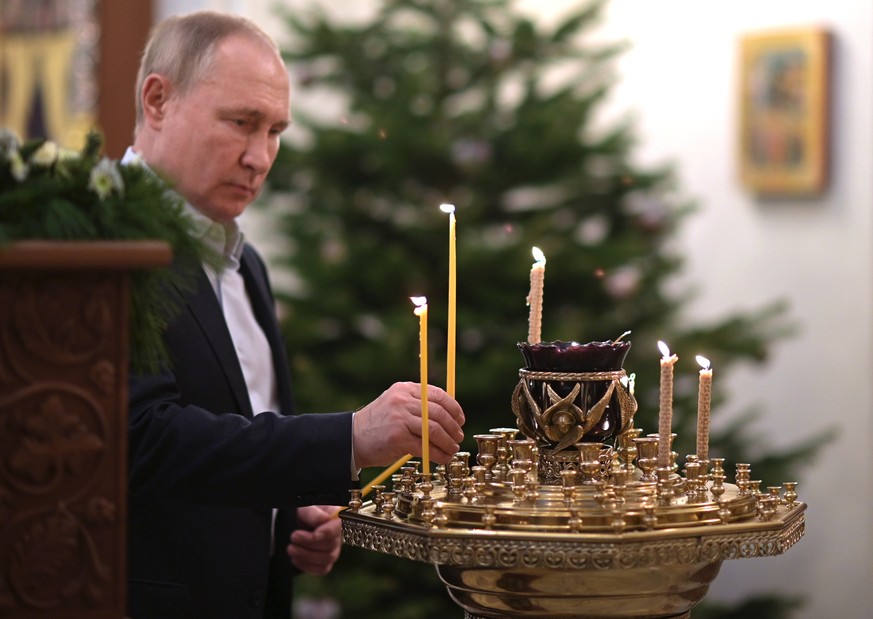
(441, 561), (718, 619)
(343, 472), (804, 619)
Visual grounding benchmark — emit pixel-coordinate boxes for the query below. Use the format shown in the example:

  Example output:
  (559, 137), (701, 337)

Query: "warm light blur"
(657, 340), (671, 358)
(411, 296), (428, 315)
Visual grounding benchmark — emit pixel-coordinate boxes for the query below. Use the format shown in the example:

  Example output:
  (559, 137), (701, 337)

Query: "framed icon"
(738, 28), (831, 196)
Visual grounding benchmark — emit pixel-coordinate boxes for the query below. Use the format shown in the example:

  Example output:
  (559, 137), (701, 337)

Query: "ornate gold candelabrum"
(340, 341), (806, 619)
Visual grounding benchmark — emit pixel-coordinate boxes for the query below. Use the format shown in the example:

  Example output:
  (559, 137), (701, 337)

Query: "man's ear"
(141, 74), (173, 129)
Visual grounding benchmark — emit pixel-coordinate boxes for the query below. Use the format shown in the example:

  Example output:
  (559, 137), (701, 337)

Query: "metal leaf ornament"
(511, 380), (539, 439)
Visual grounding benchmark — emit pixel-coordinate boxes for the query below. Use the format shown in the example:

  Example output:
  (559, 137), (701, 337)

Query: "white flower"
(9, 150), (28, 182)
(88, 158), (125, 200)
(57, 147), (79, 162)
(31, 141), (59, 166)
(124, 151), (145, 167)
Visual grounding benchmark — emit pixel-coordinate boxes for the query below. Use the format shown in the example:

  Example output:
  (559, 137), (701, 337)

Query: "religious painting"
(738, 28), (831, 196)
(0, 0), (100, 148)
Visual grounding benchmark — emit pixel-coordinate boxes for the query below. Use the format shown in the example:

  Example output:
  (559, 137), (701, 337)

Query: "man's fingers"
(426, 420), (461, 463)
(352, 382), (465, 468)
(290, 530), (337, 549)
(287, 543), (339, 575)
(295, 504), (333, 529)
(425, 384), (466, 425)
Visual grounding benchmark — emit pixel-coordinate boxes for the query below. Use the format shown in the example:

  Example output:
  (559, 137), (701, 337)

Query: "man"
(125, 11), (465, 619)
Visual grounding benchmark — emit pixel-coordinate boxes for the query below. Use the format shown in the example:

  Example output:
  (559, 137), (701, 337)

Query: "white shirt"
(186, 208), (280, 416)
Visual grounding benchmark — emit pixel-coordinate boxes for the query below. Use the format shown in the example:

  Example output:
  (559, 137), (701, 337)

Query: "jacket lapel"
(177, 265), (254, 418)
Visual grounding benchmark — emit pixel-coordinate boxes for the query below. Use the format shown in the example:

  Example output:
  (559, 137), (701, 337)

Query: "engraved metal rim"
(340, 501), (806, 569)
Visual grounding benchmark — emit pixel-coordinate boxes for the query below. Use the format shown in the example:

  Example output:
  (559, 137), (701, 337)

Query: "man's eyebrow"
(222, 107), (291, 128)
(221, 107), (263, 118)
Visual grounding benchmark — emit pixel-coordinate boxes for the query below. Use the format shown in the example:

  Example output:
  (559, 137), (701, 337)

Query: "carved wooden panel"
(0, 242), (170, 619)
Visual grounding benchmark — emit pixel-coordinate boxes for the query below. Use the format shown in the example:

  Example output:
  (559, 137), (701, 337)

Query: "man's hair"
(134, 11), (280, 127)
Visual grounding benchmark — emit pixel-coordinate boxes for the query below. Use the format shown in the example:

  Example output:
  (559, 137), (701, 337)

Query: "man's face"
(150, 35), (290, 222)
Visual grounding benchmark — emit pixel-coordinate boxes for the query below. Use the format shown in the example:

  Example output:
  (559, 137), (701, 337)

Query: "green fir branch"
(0, 129), (213, 371)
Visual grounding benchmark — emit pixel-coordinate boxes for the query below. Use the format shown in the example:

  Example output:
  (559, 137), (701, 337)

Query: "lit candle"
(440, 203), (456, 398)
(695, 355), (713, 461)
(411, 296), (430, 473)
(657, 340), (677, 469)
(527, 247), (546, 344)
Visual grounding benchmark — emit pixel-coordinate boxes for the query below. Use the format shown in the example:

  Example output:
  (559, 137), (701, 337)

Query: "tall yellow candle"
(695, 355), (713, 462)
(657, 340), (677, 469)
(527, 247), (546, 344)
(440, 203), (457, 397)
(411, 296), (430, 473)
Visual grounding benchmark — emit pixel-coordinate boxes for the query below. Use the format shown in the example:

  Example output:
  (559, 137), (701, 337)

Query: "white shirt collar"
(122, 147), (245, 270)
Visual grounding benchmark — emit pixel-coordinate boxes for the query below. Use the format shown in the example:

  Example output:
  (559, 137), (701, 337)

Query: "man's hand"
(286, 505), (342, 575)
(352, 382), (465, 469)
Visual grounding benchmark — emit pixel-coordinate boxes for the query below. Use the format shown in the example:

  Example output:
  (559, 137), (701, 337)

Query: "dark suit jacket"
(127, 245), (353, 619)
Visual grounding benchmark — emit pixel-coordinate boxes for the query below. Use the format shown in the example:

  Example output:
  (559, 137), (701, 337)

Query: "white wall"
(155, 1), (873, 617)
(593, 2), (873, 617)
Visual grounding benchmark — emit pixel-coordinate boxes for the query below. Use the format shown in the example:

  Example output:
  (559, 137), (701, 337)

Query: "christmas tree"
(262, 0), (825, 616)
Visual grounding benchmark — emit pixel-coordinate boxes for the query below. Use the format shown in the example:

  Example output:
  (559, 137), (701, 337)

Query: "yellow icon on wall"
(0, 0), (96, 148)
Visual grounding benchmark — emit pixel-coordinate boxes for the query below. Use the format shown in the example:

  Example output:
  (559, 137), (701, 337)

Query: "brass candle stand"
(341, 349), (806, 618)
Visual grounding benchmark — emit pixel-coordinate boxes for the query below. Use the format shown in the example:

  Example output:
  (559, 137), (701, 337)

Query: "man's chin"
(215, 193), (256, 220)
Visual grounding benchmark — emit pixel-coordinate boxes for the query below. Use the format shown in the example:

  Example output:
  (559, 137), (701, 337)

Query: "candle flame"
(410, 296), (428, 315)
(657, 340), (671, 358)
(696, 355), (711, 370)
(439, 203), (456, 214)
(532, 246), (546, 264)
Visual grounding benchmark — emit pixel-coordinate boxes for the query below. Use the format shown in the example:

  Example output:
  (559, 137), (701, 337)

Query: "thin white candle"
(527, 247), (546, 344)
(657, 340), (677, 469)
(695, 355), (713, 462)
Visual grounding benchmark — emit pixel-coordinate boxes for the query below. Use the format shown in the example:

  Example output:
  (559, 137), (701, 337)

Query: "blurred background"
(3, 1), (869, 617)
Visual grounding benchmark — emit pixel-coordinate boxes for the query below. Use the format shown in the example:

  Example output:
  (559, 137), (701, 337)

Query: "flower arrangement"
(0, 128), (213, 371)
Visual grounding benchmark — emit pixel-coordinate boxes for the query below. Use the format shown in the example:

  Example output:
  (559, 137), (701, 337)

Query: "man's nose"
(241, 134), (273, 174)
